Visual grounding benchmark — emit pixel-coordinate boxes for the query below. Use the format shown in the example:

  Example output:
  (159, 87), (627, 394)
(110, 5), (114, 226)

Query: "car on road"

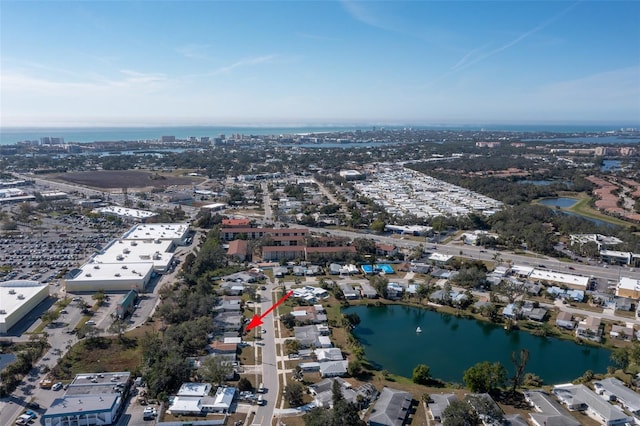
(60, 309), (68, 314)
(52, 382), (63, 391)
(86, 320), (96, 325)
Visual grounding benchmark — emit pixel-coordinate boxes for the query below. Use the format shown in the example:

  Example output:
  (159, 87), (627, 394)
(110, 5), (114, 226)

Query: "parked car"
(52, 382), (63, 391)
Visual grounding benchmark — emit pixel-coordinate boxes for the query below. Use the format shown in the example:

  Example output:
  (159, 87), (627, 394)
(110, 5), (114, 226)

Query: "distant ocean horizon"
(1, 123), (638, 145)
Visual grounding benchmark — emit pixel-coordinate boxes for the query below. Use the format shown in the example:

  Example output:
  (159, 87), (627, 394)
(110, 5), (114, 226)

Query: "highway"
(305, 226), (640, 285)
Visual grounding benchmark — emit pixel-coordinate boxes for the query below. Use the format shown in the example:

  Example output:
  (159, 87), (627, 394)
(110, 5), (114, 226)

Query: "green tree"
(108, 318), (128, 341)
(441, 399), (479, 426)
(611, 347), (630, 371)
(412, 364), (431, 385)
(463, 361), (507, 393)
(284, 382), (304, 407)
(347, 359), (363, 377)
(199, 356), (233, 386)
(237, 377), (253, 392)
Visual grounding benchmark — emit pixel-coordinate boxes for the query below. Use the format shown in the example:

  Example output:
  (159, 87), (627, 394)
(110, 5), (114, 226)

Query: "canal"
(343, 304), (611, 384)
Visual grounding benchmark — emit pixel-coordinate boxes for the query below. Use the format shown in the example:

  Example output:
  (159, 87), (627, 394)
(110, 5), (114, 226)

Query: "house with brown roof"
(375, 243), (398, 257)
(576, 316), (602, 342)
(227, 239), (248, 261)
(209, 341), (238, 355)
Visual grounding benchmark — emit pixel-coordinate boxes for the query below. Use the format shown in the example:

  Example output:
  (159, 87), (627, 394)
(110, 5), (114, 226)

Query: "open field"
(51, 170), (202, 190)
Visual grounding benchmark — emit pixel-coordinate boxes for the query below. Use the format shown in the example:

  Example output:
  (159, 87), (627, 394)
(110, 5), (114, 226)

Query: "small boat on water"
(416, 327), (422, 333)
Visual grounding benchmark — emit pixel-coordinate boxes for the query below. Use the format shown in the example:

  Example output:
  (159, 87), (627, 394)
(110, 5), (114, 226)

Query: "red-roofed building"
(222, 218), (251, 228)
(227, 239), (248, 261)
(209, 341), (238, 354)
(375, 243), (398, 256)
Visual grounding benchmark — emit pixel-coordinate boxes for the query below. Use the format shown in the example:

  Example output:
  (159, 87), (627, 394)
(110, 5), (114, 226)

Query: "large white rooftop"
(530, 269), (590, 288)
(91, 238), (173, 270)
(68, 262), (153, 283)
(0, 280), (49, 320)
(123, 222), (189, 241)
(93, 206), (157, 220)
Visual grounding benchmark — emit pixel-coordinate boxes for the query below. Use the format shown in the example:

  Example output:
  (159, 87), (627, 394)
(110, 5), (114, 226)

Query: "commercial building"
(0, 280), (49, 334)
(64, 223), (187, 292)
(122, 222), (190, 246)
(616, 277), (640, 299)
(92, 206), (157, 222)
(43, 372), (130, 426)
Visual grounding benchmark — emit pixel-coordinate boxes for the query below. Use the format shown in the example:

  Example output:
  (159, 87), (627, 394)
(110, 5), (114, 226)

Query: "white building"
(92, 206), (157, 221)
(64, 223), (188, 292)
(122, 222), (190, 246)
(43, 372), (130, 426)
(0, 280), (49, 334)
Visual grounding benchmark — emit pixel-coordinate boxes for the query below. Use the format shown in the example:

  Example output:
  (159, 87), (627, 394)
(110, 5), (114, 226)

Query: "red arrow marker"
(246, 290), (294, 332)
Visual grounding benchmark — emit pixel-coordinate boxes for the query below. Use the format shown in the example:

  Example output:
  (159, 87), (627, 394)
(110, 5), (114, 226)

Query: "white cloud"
(175, 43), (211, 60)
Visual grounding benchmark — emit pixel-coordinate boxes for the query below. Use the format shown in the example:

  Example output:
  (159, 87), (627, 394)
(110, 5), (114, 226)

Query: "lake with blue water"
(538, 197), (616, 227)
(538, 197), (579, 208)
(344, 304), (611, 384)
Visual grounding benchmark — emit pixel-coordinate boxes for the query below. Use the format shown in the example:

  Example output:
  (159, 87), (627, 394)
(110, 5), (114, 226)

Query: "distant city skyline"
(1, 1), (639, 127)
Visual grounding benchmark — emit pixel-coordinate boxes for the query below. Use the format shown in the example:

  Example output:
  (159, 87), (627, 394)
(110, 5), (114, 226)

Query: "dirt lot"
(53, 170), (201, 190)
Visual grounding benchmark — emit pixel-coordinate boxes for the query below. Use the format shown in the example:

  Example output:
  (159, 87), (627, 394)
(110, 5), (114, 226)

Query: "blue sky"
(1, 0), (639, 127)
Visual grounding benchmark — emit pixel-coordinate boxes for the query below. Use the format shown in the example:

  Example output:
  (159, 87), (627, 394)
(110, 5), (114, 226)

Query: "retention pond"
(343, 304), (611, 384)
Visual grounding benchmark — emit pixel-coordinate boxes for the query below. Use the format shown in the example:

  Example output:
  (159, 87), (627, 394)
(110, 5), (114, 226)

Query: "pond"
(539, 197), (616, 227)
(538, 197), (579, 208)
(601, 160), (622, 172)
(343, 304), (611, 384)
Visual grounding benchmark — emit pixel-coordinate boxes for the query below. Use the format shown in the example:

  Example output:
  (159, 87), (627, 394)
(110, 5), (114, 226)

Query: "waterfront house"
(575, 316), (602, 342)
(523, 390), (580, 426)
(553, 383), (632, 425)
(593, 378), (640, 416)
(555, 311), (575, 330)
(368, 387), (413, 426)
(429, 393), (458, 424)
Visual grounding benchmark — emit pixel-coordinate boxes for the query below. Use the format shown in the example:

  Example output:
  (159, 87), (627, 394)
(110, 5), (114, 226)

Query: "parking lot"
(0, 205), (127, 284)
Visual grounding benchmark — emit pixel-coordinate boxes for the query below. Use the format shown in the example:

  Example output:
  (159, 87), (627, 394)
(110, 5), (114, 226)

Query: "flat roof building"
(0, 280), (49, 334)
(92, 206), (157, 221)
(64, 223), (187, 292)
(122, 222), (190, 245)
(44, 372), (130, 426)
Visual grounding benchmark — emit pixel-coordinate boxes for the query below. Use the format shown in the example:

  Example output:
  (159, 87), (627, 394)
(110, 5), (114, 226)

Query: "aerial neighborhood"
(2, 127), (640, 426)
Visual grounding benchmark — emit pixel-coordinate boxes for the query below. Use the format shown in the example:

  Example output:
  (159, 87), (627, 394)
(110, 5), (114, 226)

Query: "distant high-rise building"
(161, 135), (176, 142)
(50, 137), (64, 144)
(40, 137), (51, 145)
(200, 136), (210, 143)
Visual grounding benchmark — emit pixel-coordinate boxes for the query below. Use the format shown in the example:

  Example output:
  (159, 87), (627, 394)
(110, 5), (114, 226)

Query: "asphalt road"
(251, 282), (279, 426)
(306, 226), (640, 284)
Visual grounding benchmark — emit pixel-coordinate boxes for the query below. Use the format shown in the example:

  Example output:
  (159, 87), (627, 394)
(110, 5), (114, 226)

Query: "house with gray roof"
(294, 325), (323, 347)
(368, 387), (413, 426)
(524, 389), (580, 426)
(319, 360), (348, 378)
(553, 383), (632, 425)
(594, 377), (640, 416)
(556, 311), (575, 330)
(360, 281), (379, 298)
(429, 393), (457, 424)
